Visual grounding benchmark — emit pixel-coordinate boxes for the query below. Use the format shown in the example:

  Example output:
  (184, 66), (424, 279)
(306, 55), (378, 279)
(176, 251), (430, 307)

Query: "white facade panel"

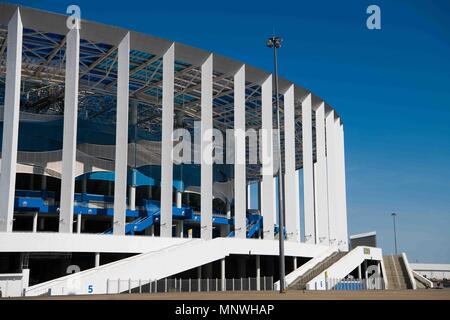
(283, 85), (300, 242)
(234, 65), (246, 239)
(315, 103), (329, 245)
(260, 76), (274, 240)
(113, 33), (130, 235)
(160, 44), (175, 238)
(302, 94), (316, 244)
(326, 110), (338, 246)
(0, 9), (22, 232)
(59, 28), (80, 233)
(200, 54), (213, 240)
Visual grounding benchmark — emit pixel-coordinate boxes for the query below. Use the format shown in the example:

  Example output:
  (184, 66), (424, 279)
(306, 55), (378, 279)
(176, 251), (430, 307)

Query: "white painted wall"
(410, 263), (450, 279)
(274, 246), (337, 290)
(401, 252), (417, 290)
(23, 237), (329, 296)
(0, 269), (29, 297)
(307, 246), (384, 290)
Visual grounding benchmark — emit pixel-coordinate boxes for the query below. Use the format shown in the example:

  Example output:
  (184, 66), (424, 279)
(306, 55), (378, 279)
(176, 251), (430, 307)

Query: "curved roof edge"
(0, 3), (341, 120)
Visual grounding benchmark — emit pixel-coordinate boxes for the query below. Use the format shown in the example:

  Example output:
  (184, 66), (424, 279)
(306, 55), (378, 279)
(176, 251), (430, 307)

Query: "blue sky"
(8, 0), (450, 263)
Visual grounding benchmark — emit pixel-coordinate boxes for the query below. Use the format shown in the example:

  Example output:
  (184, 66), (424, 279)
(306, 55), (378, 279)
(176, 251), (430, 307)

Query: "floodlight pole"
(391, 213), (398, 255)
(267, 36), (286, 293)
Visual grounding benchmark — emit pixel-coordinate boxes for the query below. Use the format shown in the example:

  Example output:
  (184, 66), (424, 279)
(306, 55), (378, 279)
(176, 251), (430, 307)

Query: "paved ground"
(22, 289), (450, 300)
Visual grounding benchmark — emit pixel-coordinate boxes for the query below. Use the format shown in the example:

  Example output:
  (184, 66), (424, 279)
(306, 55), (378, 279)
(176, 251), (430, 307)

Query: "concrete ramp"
(25, 239), (227, 296)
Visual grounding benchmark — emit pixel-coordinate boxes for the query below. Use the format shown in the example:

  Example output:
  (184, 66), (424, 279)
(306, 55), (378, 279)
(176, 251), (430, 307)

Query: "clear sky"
(7, 0), (450, 263)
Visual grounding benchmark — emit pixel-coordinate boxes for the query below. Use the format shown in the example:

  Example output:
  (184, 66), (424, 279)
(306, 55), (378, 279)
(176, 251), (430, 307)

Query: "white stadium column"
(247, 184), (252, 210)
(260, 75), (274, 240)
(200, 54), (213, 240)
(283, 85), (300, 242)
(234, 65), (246, 238)
(0, 9), (22, 232)
(160, 44), (175, 238)
(113, 33), (130, 235)
(325, 110), (338, 246)
(59, 27), (80, 233)
(302, 94), (316, 244)
(315, 103), (330, 245)
(337, 119), (349, 250)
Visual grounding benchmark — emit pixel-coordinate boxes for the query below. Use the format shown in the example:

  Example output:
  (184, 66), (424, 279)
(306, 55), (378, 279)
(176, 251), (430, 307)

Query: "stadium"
(0, 4), (421, 297)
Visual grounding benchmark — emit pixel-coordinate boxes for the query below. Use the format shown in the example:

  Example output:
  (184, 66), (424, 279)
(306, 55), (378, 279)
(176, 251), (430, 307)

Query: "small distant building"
(350, 231), (377, 249)
(410, 263), (450, 280)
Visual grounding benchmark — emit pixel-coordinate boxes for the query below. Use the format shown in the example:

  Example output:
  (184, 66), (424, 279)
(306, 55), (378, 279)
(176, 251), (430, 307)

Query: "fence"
(307, 277), (385, 290)
(106, 277), (274, 294)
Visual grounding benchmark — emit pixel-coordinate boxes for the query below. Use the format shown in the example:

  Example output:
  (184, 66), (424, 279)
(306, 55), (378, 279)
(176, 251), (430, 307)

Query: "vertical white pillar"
(234, 65), (246, 239)
(260, 76), (274, 240)
(59, 27), (80, 233)
(176, 191), (182, 208)
(221, 258), (226, 291)
(283, 85), (300, 242)
(256, 255), (261, 291)
(273, 177), (278, 228)
(302, 94), (316, 244)
(337, 120), (349, 250)
(200, 54), (213, 240)
(326, 110), (338, 246)
(129, 101), (138, 212)
(247, 184), (252, 210)
(160, 44), (175, 238)
(32, 213), (38, 233)
(129, 185), (136, 211)
(113, 33), (130, 235)
(0, 9), (22, 232)
(315, 103), (329, 245)
(95, 252), (100, 267)
(77, 213), (82, 234)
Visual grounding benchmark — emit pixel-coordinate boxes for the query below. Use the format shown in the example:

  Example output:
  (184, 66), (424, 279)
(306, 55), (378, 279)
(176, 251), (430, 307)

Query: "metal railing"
(307, 277), (385, 290)
(106, 277), (274, 294)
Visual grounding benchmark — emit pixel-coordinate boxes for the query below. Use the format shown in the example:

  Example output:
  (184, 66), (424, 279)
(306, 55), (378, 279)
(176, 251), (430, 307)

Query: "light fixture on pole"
(391, 212), (398, 255)
(267, 36), (286, 293)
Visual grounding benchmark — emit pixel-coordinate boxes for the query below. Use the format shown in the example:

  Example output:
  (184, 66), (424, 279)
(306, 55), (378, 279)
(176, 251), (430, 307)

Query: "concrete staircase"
(383, 255), (412, 290)
(289, 251), (347, 290)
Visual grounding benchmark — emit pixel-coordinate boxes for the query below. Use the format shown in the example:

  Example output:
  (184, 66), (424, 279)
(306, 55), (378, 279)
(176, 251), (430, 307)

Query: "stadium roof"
(0, 3), (342, 181)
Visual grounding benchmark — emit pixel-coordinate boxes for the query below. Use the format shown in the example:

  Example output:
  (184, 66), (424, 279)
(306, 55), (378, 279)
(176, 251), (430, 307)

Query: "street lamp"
(391, 213), (398, 255)
(267, 36), (286, 293)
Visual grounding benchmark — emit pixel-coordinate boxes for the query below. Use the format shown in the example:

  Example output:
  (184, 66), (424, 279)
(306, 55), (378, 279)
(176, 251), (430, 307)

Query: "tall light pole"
(267, 36), (286, 293)
(391, 212), (398, 255)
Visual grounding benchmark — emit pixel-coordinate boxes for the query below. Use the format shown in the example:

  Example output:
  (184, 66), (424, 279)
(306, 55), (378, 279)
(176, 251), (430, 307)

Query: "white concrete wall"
(0, 232), (328, 257)
(307, 246), (384, 290)
(274, 246), (337, 290)
(410, 263), (450, 279)
(0, 269), (29, 297)
(401, 252), (417, 290)
(23, 237), (330, 296)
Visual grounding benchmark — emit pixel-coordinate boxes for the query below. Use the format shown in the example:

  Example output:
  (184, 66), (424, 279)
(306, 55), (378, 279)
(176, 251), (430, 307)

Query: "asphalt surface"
(18, 289), (450, 300)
